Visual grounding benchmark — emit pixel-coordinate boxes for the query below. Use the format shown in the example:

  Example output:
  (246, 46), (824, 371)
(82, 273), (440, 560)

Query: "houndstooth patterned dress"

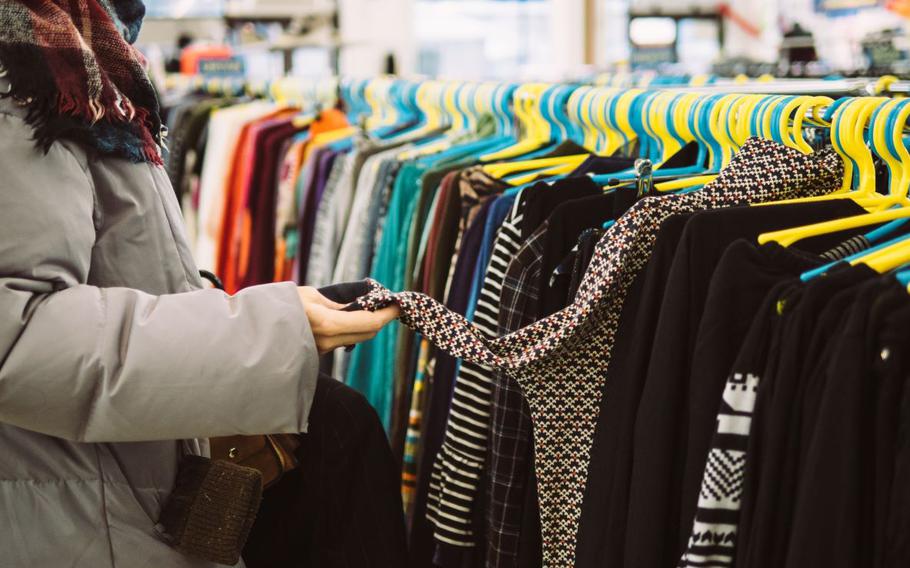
(352, 138), (844, 567)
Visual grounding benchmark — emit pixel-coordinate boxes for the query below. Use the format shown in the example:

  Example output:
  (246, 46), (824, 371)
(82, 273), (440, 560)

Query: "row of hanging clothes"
(161, 74), (910, 568)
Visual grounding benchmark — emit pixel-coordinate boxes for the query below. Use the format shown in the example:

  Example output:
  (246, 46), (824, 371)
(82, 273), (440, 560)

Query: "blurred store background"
(139, 0), (910, 84)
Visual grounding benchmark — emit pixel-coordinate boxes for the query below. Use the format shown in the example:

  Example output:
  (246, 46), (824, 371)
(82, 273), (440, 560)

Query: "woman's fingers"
(300, 289), (400, 353)
(373, 305), (401, 325)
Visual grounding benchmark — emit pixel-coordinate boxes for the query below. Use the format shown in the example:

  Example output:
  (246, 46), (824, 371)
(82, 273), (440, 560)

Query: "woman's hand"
(298, 286), (399, 354)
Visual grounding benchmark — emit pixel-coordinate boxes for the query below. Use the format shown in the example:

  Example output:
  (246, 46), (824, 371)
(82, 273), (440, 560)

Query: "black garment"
(519, 157), (636, 241)
(519, 178), (600, 241)
(570, 153), (638, 179)
(566, 228), (604, 302)
(783, 277), (903, 568)
(872, 294), (910, 568)
(574, 212), (691, 568)
(622, 200), (871, 568)
(887, 302), (910, 566)
(537, 188), (638, 318)
(736, 266), (875, 568)
(777, 275), (872, 568)
(576, 198), (868, 568)
(677, 239), (844, 550)
(243, 375), (407, 568)
(517, 451), (543, 568)
(677, 278), (796, 567)
(317, 280), (373, 307)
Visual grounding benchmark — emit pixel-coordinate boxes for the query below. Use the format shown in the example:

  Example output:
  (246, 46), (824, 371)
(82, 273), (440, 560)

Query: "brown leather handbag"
(157, 272), (307, 564)
(209, 434), (301, 489)
(156, 435), (302, 565)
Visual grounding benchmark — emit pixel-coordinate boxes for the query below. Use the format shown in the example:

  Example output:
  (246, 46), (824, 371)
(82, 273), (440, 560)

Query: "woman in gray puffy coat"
(0, 2), (397, 566)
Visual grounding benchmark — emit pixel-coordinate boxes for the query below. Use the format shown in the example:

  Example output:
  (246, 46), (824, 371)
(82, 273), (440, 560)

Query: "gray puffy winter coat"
(0, 78), (319, 567)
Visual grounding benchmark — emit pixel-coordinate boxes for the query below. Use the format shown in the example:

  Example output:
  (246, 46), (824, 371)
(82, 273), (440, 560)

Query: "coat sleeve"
(0, 112), (319, 443)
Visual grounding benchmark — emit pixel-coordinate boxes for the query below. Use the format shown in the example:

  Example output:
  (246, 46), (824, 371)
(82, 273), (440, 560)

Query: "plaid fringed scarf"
(0, 0), (163, 164)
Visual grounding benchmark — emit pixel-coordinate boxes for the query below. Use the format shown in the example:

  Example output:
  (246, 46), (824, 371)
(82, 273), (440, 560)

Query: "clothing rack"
(164, 71), (910, 124)
(161, 75), (910, 568)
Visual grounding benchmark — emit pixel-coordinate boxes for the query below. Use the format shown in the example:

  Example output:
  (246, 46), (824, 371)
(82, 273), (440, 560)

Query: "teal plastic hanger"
(884, 99), (910, 168)
(381, 80), (433, 140)
(825, 97), (860, 189)
(895, 262), (910, 287)
(588, 97), (646, 184)
(495, 83), (519, 139)
(540, 84), (583, 143)
(698, 94), (726, 172)
(339, 78), (371, 125)
(800, 228), (910, 282)
(769, 96), (797, 145)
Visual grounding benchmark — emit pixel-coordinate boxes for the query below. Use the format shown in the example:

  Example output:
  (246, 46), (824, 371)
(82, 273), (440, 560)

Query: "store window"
(415, 0), (554, 80)
(145, 0), (225, 18)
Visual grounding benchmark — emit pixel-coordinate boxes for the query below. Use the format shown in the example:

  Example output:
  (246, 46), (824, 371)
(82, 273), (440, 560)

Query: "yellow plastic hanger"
(441, 81), (466, 133)
(480, 83), (550, 161)
(850, 219), (910, 273)
(759, 96), (877, 198)
(457, 82), (479, 132)
(412, 80), (446, 133)
(754, 95), (783, 142)
(589, 87), (629, 154)
(567, 86), (596, 151)
(654, 174), (718, 192)
(498, 154), (590, 186)
(757, 96), (905, 213)
(483, 154), (587, 179)
(857, 242), (910, 273)
(871, 99), (905, 196)
(835, 96), (910, 210)
(481, 83), (595, 179)
(607, 88), (642, 156)
(711, 93), (745, 168)
(651, 93), (710, 192)
(756, 98), (910, 246)
(656, 93), (804, 195)
(829, 96), (910, 273)
(592, 88), (619, 154)
(845, 97), (889, 194)
(472, 82), (498, 132)
(582, 88), (604, 153)
(732, 94), (764, 145)
(780, 95), (832, 154)
(270, 78), (288, 107)
(759, 207), (910, 247)
(652, 93), (725, 193)
(672, 92), (704, 147)
(362, 78), (383, 130)
(643, 92), (685, 165)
